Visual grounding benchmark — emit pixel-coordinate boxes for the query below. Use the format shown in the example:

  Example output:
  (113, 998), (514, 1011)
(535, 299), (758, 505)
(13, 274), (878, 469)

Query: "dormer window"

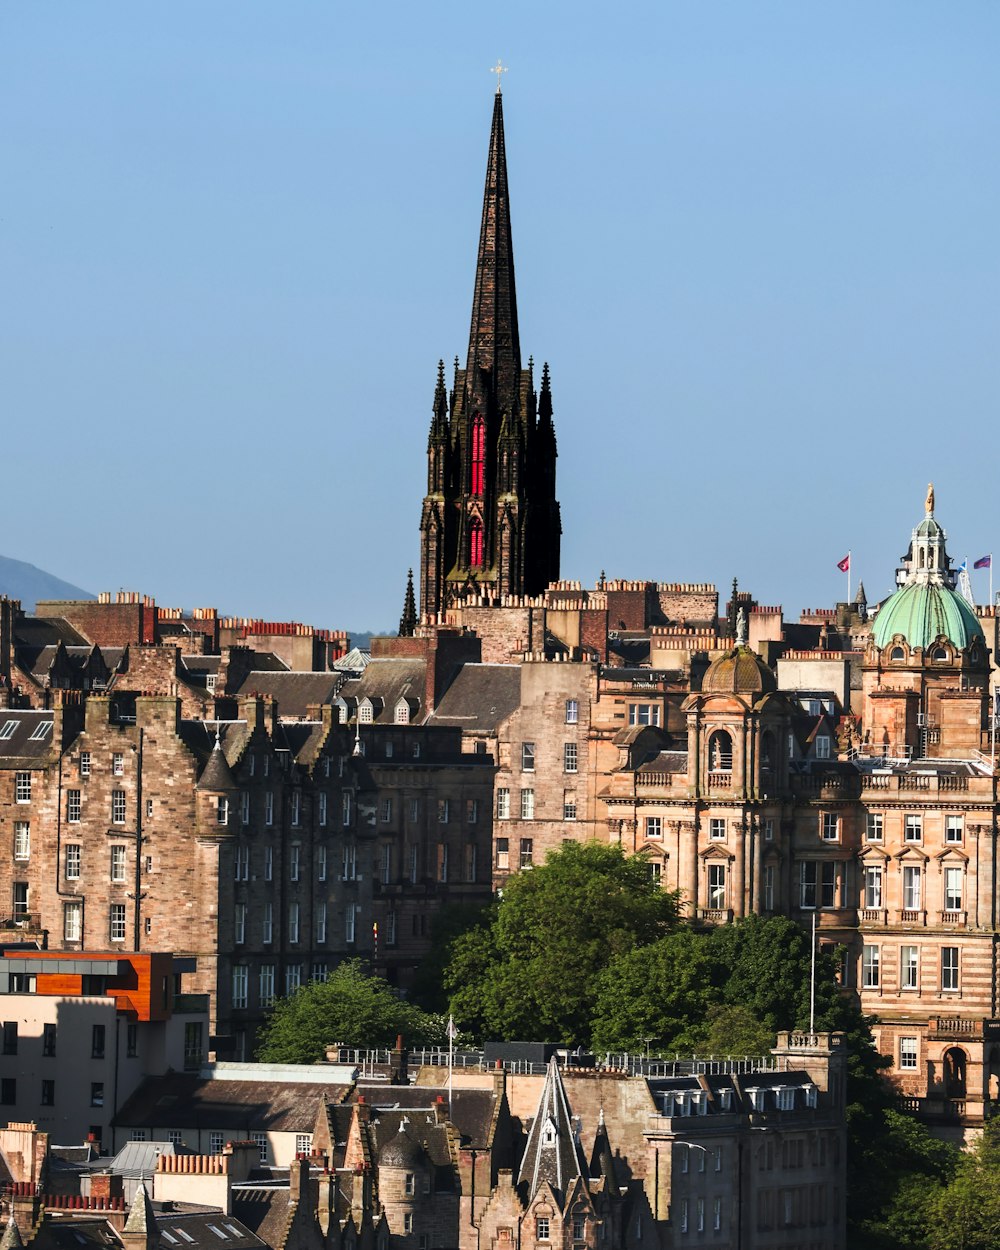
(395, 700), (410, 725)
(542, 1117), (557, 1146)
(359, 701), (374, 724)
(932, 646), (948, 662)
(891, 647), (905, 661)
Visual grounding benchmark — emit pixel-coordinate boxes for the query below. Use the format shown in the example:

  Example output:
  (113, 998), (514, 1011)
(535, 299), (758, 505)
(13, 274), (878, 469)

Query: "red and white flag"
(836, 554), (850, 572)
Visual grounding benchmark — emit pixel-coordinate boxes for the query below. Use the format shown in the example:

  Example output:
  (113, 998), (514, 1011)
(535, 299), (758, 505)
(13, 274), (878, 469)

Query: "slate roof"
(12, 615), (88, 648)
(337, 661), (427, 725)
(516, 1059), (585, 1205)
(0, 710), (55, 762)
(113, 1075), (351, 1134)
(428, 664), (521, 732)
(353, 1084), (497, 1150)
(225, 673), (342, 720)
(197, 740), (239, 792)
(154, 1212), (264, 1250)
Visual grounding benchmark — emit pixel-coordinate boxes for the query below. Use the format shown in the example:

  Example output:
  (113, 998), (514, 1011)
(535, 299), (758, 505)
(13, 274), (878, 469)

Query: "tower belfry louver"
(419, 83), (561, 620)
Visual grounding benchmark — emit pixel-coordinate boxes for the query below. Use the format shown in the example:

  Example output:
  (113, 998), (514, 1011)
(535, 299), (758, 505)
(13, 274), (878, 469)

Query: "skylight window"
(174, 1230), (195, 1243)
(0, 721), (17, 740)
(162, 1234), (178, 1245)
(207, 1226), (229, 1240)
(29, 722), (52, 741)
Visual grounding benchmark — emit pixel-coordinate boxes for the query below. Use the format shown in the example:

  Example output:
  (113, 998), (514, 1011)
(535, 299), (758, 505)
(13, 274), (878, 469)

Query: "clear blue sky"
(2, 2), (998, 631)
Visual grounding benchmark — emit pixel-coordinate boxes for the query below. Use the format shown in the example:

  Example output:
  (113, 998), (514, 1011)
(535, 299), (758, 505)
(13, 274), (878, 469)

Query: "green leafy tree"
(255, 961), (443, 1063)
(923, 1119), (1000, 1250)
(444, 842), (679, 1043)
(409, 901), (495, 1014)
(591, 928), (724, 1053)
(700, 1004), (775, 1058)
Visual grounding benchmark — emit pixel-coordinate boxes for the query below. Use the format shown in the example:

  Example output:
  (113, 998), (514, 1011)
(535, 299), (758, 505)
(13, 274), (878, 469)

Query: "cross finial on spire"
(490, 59), (508, 94)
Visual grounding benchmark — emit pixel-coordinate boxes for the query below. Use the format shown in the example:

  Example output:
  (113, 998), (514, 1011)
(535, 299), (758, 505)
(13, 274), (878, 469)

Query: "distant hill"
(0, 553), (94, 613)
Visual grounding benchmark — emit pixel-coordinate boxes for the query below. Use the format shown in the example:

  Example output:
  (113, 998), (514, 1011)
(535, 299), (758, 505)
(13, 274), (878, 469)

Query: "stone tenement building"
(418, 83), (561, 621)
(0, 597), (496, 1057)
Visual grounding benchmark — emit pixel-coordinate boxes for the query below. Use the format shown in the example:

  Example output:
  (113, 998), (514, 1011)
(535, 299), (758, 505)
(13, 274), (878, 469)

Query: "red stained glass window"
(470, 519), (484, 569)
(471, 415), (485, 496)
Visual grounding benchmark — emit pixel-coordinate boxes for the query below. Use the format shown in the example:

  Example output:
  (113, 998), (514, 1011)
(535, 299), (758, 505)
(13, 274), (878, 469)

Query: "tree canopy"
(443, 841), (679, 1043)
(255, 961), (443, 1063)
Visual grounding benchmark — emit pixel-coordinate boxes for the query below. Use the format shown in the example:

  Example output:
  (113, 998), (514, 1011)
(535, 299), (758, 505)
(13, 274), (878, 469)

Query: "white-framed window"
(565, 699), (579, 724)
(264, 846), (273, 881)
(710, 818), (726, 840)
(708, 863), (726, 909)
(65, 844), (81, 879)
(866, 812), (884, 842)
(342, 842), (357, 880)
(342, 792), (353, 826)
(285, 964), (302, 995)
(862, 944), (880, 989)
(318, 845), (328, 882)
(13, 822), (30, 861)
(645, 816), (662, 839)
(379, 844), (391, 884)
(262, 901), (273, 943)
(234, 903), (246, 945)
(234, 845), (249, 881)
(713, 1197), (722, 1232)
(381, 798), (393, 823)
(80, 751), (91, 778)
(945, 866), (963, 912)
(628, 704), (660, 727)
(821, 812), (839, 841)
(259, 965), (275, 1007)
(67, 790), (81, 823)
(290, 845), (300, 882)
(209, 1132), (225, 1155)
(316, 903), (327, 944)
(900, 1037), (918, 1070)
(0, 720), (16, 740)
(112, 753), (125, 777)
(564, 742), (578, 773)
(496, 837), (510, 870)
(232, 965), (248, 1009)
(563, 791), (577, 821)
(109, 904), (127, 943)
(521, 742), (535, 772)
(520, 789), (534, 819)
(291, 790), (301, 827)
(251, 1132), (269, 1164)
(111, 790), (126, 824)
(496, 788), (510, 819)
(696, 1197), (705, 1233)
(345, 907), (356, 943)
(535, 1217), (549, 1242)
(265, 791), (274, 826)
(288, 902), (300, 944)
(110, 845), (127, 882)
(764, 817), (774, 841)
(901, 945), (918, 990)
(64, 901), (82, 942)
(946, 816), (964, 843)
(240, 791), (250, 825)
(395, 700), (410, 724)
(905, 814), (923, 843)
(15, 772), (31, 803)
(903, 865), (922, 911)
(941, 947), (959, 992)
(864, 864), (883, 909)
(815, 734), (831, 759)
(217, 797), (229, 826)
(318, 792), (328, 826)
(467, 798), (479, 825)
(520, 838), (533, 868)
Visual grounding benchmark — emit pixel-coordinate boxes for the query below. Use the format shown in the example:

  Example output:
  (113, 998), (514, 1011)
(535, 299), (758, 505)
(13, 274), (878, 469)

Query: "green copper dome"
(872, 581), (984, 652)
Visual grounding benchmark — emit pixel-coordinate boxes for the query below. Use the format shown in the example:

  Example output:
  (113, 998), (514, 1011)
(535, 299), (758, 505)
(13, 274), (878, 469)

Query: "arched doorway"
(943, 1047), (967, 1098)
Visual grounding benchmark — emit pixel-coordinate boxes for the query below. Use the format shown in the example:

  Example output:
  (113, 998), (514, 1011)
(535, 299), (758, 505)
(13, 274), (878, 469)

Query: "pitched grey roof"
(197, 739), (239, 792)
(0, 710), (55, 761)
(428, 664), (521, 732)
(226, 672), (342, 719)
(337, 660), (427, 724)
(516, 1059), (585, 1205)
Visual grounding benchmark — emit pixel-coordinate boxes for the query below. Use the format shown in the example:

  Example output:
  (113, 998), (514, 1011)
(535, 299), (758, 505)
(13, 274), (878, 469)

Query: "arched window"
(708, 730), (733, 772)
(932, 646), (948, 662)
(469, 519), (484, 569)
(891, 646), (905, 661)
(471, 415), (486, 496)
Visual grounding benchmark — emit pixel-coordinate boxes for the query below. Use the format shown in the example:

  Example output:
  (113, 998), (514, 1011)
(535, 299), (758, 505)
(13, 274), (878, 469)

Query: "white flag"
(447, 1015), (458, 1041)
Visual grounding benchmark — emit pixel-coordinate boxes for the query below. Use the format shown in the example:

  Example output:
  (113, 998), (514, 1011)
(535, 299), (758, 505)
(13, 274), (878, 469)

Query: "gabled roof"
(222, 672), (342, 720)
(517, 1059), (585, 1206)
(429, 663), (521, 732)
(337, 660), (427, 725)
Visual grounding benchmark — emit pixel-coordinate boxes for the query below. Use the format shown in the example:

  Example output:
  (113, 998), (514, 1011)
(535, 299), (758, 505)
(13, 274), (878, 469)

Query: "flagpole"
(991, 555), (993, 610)
(447, 1014), (455, 1118)
(809, 909), (817, 1037)
(847, 551), (851, 607)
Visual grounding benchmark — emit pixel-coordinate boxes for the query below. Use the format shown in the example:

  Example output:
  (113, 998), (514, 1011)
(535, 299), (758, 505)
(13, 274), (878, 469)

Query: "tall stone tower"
(419, 86), (561, 620)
